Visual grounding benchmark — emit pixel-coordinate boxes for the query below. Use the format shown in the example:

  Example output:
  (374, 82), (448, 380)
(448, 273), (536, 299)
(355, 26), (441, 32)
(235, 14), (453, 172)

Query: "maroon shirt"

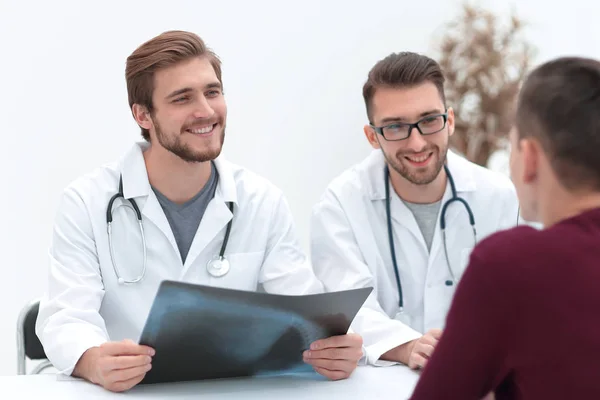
(410, 207), (600, 399)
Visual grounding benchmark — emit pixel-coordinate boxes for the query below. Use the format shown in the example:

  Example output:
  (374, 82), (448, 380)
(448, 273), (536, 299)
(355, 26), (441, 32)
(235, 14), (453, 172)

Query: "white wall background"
(0, 0), (598, 375)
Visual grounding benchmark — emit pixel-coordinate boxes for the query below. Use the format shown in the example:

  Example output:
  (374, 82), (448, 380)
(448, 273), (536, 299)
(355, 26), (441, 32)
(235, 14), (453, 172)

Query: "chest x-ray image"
(138, 281), (371, 384)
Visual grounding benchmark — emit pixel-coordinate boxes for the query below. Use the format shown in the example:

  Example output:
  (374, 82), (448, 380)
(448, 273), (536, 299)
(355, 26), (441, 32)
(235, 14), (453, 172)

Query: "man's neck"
(388, 165), (447, 204)
(143, 145), (213, 205)
(541, 189), (600, 227)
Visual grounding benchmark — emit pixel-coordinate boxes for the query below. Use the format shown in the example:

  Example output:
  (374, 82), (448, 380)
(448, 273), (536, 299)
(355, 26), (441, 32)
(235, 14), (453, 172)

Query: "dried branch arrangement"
(436, 3), (536, 166)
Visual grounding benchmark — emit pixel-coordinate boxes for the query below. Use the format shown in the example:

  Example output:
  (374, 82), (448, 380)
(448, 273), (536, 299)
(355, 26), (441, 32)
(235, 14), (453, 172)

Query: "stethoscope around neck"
(384, 164), (477, 312)
(106, 175), (234, 284)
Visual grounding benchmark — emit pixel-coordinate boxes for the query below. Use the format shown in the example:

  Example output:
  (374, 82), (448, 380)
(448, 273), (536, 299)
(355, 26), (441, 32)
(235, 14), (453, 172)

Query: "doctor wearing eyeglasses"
(310, 52), (520, 370)
(35, 31), (363, 393)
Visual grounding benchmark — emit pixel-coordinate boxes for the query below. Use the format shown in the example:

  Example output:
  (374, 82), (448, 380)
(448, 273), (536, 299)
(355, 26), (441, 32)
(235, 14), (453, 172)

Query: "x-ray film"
(138, 281), (372, 384)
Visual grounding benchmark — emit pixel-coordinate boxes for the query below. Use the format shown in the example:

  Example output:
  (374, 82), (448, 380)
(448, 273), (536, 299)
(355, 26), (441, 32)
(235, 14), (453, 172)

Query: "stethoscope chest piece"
(207, 256), (230, 277)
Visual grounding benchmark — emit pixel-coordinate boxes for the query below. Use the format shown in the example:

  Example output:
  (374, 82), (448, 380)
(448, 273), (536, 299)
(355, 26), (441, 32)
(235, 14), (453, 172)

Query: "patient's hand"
(302, 333), (363, 380)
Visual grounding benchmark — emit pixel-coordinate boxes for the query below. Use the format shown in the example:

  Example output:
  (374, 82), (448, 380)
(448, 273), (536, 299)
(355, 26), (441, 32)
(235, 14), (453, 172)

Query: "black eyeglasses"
(370, 112), (448, 141)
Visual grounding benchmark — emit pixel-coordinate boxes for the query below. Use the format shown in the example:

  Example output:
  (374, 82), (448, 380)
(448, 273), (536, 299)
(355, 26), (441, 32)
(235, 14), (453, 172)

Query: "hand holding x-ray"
(303, 333), (363, 380)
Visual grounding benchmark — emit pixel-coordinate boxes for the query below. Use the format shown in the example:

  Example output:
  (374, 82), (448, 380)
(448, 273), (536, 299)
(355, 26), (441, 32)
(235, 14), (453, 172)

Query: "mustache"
(396, 146), (438, 157)
(182, 117), (220, 130)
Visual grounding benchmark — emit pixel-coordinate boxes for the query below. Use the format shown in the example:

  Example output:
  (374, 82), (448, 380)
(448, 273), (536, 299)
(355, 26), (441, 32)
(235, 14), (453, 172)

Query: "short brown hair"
(363, 51), (446, 123)
(125, 30), (222, 141)
(363, 52), (446, 123)
(516, 56), (600, 191)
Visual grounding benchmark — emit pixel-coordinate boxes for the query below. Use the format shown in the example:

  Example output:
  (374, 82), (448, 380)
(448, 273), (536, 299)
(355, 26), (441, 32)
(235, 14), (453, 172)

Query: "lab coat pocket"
(209, 250), (265, 291)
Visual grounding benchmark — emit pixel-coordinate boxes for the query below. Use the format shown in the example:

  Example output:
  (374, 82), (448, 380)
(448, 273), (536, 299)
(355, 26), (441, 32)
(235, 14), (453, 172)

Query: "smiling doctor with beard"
(310, 51), (519, 370)
(35, 30), (363, 393)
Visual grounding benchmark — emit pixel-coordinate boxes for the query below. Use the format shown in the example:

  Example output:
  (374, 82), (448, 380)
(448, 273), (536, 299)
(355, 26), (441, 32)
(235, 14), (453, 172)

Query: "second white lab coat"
(310, 149), (520, 365)
(36, 142), (324, 375)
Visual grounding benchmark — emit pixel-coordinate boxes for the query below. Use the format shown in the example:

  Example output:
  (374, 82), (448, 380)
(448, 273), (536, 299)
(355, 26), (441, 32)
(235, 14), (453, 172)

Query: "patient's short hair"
(516, 56), (600, 191)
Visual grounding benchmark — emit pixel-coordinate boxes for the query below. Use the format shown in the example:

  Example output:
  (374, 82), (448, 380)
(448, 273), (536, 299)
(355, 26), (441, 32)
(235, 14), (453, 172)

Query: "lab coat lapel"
(141, 193), (180, 258)
(389, 188), (427, 249)
(428, 151), (477, 261)
(120, 142), (181, 261)
(366, 150), (427, 250)
(179, 199), (232, 278)
(179, 158), (238, 278)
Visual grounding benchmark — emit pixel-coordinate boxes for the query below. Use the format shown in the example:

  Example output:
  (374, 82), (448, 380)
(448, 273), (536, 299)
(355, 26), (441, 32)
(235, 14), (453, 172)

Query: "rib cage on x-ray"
(142, 294), (326, 378)
(138, 281), (371, 384)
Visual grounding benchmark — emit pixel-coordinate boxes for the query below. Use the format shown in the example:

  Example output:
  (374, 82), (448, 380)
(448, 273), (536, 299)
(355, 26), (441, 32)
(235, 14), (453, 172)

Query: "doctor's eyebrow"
(165, 82), (222, 100)
(379, 109), (444, 124)
(204, 82), (222, 91)
(166, 87), (194, 100)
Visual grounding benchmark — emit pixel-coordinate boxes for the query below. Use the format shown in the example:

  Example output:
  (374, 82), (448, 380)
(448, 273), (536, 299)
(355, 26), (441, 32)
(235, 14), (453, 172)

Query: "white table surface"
(1, 365), (419, 399)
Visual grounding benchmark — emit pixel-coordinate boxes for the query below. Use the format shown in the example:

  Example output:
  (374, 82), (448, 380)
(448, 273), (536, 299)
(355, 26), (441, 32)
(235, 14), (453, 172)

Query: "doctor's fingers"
(303, 347), (363, 362)
(310, 333), (363, 351)
(413, 342), (435, 358)
(408, 353), (428, 370)
(426, 328), (443, 340)
(105, 363), (152, 384)
(103, 368), (149, 393)
(100, 340), (155, 357)
(420, 333), (440, 347)
(313, 366), (352, 381)
(305, 358), (357, 374)
(101, 355), (153, 371)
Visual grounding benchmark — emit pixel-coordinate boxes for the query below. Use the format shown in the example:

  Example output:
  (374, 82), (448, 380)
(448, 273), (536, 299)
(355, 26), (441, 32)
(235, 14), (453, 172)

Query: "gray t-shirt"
(152, 162), (219, 263)
(402, 199), (442, 252)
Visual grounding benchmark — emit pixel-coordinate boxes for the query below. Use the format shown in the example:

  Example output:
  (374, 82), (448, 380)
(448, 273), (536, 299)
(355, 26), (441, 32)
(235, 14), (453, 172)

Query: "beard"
(384, 143), (448, 185)
(154, 118), (225, 163)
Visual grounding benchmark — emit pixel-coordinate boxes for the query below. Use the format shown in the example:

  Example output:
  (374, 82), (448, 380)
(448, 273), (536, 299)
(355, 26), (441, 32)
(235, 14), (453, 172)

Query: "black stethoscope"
(385, 164), (476, 312)
(106, 175), (234, 284)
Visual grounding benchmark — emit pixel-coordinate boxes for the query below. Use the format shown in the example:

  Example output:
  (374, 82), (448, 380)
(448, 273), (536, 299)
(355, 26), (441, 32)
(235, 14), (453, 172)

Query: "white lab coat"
(36, 142), (324, 375)
(310, 149), (520, 366)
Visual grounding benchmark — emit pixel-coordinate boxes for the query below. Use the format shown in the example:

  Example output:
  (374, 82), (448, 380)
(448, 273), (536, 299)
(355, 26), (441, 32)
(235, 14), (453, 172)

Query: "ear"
(132, 104), (153, 131)
(520, 138), (539, 184)
(446, 106), (455, 137)
(363, 125), (381, 149)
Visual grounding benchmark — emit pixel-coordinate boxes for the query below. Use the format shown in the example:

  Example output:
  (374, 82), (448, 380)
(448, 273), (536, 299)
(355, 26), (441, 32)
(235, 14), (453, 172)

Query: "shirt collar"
(120, 141), (238, 204)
